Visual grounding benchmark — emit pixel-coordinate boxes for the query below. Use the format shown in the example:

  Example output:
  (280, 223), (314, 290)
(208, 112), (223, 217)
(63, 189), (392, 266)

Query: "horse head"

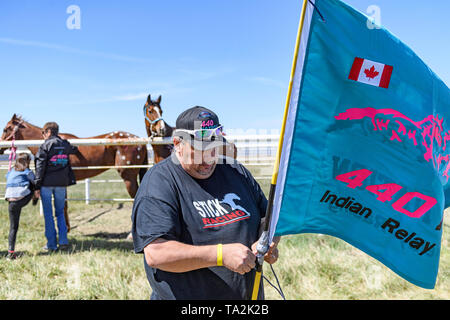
(143, 94), (170, 138)
(0, 114), (29, 154)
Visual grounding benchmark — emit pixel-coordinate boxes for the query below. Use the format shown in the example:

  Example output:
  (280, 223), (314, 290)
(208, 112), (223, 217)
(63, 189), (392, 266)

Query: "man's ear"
(173, 137), (186, 161)
(172, 136), (181, 150)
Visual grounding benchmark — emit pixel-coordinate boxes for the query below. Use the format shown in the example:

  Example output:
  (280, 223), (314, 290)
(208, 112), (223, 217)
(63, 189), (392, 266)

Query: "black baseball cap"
(174, 106), (227, 150)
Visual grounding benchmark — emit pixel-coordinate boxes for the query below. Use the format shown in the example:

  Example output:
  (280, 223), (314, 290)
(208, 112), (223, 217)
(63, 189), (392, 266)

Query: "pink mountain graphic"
(335, 107), (450, 181)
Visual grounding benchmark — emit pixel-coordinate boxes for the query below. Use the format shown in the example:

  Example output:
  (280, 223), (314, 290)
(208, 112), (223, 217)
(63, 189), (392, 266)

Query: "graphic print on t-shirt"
(49, 147), (69, 166)
(192, 193), (251, 228)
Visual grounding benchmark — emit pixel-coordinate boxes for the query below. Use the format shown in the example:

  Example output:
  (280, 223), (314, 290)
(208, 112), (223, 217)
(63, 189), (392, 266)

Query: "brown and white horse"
(143, 94), (174, 163)
(0, 114), (148, 230)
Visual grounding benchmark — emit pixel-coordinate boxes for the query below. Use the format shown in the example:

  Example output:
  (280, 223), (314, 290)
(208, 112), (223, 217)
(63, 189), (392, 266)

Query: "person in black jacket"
(34, 122), (78, 252)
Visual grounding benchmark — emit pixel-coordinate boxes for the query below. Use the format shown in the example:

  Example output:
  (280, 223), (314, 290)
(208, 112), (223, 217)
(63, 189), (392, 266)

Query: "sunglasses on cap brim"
(175, 126), (223, 140)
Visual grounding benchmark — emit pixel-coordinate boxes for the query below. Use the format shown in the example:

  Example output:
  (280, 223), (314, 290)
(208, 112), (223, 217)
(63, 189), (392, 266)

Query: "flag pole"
(251, 0), (310, 300)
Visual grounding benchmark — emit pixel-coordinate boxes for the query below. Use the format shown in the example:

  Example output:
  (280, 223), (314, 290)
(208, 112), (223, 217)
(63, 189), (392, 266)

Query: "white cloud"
(112, 92), (149, 101)
(0, 37), (152, 63)
(246, 76), (285, 88)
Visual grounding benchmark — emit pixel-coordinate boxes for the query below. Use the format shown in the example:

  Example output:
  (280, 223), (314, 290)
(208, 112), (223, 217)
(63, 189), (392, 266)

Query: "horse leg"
(121, 177), (137, 240)
(117, 169), (139, 240)
(118, 169), (139, 198)
(123, 178), (138, 199)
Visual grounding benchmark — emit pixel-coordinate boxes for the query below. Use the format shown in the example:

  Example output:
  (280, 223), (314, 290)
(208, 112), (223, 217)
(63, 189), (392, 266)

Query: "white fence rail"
(0, 137), (166, 148)
(0, 135), (278, 204)
(0, 134), (279, 148)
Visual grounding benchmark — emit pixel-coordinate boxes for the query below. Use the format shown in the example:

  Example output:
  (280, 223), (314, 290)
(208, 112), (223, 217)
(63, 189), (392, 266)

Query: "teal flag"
(269, 0), (449, 289)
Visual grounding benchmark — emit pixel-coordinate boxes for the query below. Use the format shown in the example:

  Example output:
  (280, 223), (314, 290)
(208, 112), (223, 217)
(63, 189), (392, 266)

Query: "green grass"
(0, 167), (448, 300)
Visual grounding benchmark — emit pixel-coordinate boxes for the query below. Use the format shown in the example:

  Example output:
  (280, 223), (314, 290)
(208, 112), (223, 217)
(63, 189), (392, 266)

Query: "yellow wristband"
(217, 244), (223, 266)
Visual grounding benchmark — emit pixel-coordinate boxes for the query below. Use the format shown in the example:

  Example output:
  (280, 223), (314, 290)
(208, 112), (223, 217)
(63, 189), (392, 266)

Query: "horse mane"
(13, 114), (30, 124)
(14, 114), (24, 121)
(14, 115), (42, 130)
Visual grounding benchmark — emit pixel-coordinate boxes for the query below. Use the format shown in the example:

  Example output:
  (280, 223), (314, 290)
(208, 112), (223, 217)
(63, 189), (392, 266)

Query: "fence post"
(85, 178), (90, 204)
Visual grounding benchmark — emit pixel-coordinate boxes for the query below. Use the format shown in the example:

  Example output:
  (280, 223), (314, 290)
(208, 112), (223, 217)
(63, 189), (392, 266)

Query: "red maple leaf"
(364, 65), (379, 79)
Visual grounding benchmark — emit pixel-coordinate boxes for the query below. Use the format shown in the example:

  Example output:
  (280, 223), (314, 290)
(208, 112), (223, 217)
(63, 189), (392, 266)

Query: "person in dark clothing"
(4, 153), (36, 260)
(34, 122), (78, 252)
(132, 106), (280, 300)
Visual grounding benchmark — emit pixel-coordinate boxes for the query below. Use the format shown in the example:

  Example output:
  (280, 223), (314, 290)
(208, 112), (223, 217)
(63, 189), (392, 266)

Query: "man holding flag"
(132, 106), (280, 300)
(253, 0), (448, 297)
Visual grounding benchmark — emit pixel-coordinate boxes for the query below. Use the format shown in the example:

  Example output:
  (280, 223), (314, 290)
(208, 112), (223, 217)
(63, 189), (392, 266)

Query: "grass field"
(0, 166), (448, 300)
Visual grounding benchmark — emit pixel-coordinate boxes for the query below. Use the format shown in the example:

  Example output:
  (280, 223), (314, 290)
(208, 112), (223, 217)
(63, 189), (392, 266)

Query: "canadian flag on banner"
(348, 57), (393, 88)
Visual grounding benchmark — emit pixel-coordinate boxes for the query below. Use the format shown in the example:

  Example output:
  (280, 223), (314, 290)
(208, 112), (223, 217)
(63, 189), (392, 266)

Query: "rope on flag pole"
(251, 0), (310, 300)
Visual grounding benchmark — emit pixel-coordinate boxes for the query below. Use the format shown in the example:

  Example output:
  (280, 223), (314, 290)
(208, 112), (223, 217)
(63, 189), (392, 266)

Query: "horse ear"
(156, 95), (161, 104)
(147, 94), (151, 104)
(12, 113), (17, 120)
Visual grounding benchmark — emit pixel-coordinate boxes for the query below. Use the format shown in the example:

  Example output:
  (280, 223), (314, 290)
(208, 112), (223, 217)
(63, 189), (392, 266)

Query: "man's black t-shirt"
(131, 153), (267, 300)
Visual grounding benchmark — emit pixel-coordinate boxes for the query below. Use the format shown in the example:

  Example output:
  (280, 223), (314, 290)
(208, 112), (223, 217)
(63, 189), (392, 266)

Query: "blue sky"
(0, 0), (449, 138)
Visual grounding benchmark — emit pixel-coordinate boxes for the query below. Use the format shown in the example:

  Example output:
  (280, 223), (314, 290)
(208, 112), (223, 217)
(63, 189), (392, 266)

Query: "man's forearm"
(144, 239), (217, 273)
(144, 239), (257, 275)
